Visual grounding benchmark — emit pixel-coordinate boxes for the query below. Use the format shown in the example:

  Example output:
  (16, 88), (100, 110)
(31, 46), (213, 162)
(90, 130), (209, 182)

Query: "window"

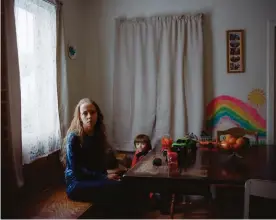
(14, 0), (61, 164)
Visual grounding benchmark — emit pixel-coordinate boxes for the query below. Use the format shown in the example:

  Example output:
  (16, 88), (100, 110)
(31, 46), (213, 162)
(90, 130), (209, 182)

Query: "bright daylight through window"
(14, 0), (61, 164)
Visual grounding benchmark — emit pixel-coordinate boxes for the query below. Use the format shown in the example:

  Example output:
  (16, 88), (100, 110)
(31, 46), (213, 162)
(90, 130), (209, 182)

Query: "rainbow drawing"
(206, 95), (266, 137)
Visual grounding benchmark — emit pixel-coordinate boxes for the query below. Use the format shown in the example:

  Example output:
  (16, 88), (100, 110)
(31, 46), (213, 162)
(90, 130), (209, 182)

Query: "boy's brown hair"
(134, 134), (152, 151)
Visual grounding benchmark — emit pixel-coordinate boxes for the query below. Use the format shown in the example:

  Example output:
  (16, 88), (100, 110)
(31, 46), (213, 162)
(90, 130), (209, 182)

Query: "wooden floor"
(6, 183), (276, 219)
(79, 192), (245, 219)
(80, 196), (275, 219)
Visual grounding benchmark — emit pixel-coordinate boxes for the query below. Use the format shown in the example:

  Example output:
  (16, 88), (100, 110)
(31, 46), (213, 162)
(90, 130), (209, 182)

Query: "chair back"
(244, 179), (276, 218)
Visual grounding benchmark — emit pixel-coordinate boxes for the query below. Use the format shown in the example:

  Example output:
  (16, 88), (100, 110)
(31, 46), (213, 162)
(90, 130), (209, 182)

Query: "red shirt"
(131, 149), (149, 167)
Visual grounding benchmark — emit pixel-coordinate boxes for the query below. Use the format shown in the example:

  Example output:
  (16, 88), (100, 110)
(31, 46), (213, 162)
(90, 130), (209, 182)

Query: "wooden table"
(122, 145), (276, 218)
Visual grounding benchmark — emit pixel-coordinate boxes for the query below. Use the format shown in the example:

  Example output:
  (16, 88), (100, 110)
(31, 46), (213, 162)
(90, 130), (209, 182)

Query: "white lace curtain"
(113, 14), (204, 151)
(14, 0), (61, 164)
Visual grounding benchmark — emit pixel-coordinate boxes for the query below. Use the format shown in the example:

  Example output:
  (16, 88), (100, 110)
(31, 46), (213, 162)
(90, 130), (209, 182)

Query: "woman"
(60, 98), (128, 204)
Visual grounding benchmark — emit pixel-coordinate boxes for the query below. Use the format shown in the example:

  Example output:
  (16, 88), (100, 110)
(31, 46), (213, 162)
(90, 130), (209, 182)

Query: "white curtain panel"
(113, 14), (204, 151)
(14, 0), (61, 164)
(56, 3), (70, 139)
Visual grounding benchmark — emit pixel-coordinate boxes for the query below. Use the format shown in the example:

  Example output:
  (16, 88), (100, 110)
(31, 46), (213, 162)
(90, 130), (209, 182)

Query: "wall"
(62, 0), (90, 117)
(275, 26), (276, 142)
(81, 0), (276, 140)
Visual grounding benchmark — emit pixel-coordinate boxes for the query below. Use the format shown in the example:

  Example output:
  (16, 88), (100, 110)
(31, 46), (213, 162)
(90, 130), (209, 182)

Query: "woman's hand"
(107, 168), (121, 174)
(107, 165), (128, 175)
(107, 173), (121, 181)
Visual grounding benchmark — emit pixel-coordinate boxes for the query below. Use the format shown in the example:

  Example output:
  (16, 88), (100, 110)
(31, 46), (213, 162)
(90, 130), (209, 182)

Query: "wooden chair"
(216, 127), (259, 145)
(244, 179), (276, 219)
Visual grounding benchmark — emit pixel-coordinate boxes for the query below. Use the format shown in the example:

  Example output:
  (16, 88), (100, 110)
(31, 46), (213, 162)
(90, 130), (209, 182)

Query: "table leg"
(170, 193), (175, 219)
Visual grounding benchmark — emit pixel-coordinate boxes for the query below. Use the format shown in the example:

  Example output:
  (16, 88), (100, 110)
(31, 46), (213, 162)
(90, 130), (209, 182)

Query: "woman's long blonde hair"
(60, 98), (106, 167)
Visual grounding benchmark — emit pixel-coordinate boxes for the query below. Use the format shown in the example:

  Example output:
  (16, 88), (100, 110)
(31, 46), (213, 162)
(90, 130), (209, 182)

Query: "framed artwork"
(226, 29), (245, 73)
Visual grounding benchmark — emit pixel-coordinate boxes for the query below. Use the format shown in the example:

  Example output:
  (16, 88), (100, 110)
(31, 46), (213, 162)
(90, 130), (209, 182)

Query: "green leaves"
(172, 138), (197, 149)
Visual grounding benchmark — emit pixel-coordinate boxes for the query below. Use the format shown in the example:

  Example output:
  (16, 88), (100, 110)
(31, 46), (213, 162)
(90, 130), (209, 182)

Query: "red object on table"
(161, 136), (173, 152)
(167, 151), (178, 168)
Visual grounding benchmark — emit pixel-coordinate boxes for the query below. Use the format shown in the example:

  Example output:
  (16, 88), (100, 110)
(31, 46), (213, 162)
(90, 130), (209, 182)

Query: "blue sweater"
(65, 132), (109, 194)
